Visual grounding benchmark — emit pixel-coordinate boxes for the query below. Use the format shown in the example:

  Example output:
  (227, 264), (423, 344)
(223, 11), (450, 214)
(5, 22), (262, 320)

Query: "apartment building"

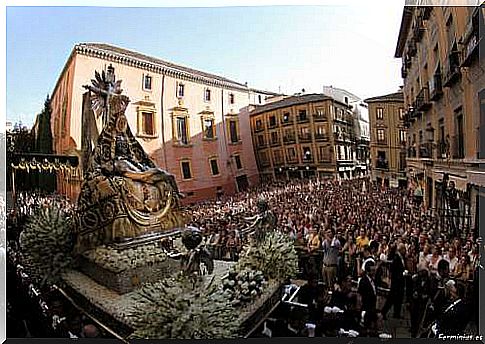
(395, 6), (484, 231)
(50, 43), (276, 203)
(365, 91), (407, 188)
(249, 93), (368, 181)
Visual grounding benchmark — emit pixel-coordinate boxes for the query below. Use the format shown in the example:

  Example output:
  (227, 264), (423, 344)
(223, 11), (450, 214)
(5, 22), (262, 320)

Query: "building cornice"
(395, 6), (415, 58)
(74, 44), (249, 92)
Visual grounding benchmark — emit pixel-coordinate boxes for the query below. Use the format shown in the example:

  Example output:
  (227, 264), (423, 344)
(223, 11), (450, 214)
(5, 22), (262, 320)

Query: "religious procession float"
(11, 66), (299, 341)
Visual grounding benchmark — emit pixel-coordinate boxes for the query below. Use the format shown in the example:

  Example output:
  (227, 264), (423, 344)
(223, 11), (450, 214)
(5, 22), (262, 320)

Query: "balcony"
(437, 140), (448, 159)
(375, 160), (389, 170)
(429, 71), (443, 101)
(401, 65), (408, 79)
(443, 53), (461, 87)
(268, 120), (278, 129)
(408, 38), (417, 57)
(461, 7), (481, 67)
(415, 86), (431, 111)
(283, 136), (296, 145)
(461, 7), (480, 67)
(302, 156), (314, 163)
(260, 160), (271, 168)
(282, 119), (294, 126)
(408, 146), (417, 158)
(270, 139), (280, 147)
(298, 133), (312, 143)
(315, 133), (329, 141)
(422, 7), (432, 20)
(297, 113), (310, 123)
(451, 135), (465, 160)
(334, 132), (348, 142)
(414, 15), (425, 41)
(254, 125), (264, 133)
(313, 113), (327, 122)
(419, 142), (433, 159)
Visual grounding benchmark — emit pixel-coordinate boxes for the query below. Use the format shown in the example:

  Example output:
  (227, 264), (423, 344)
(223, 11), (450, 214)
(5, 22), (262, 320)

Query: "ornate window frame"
(134, 100), (158, 139)
(199, 110), (217, 141)
(171, 105), (191, 146)
(180, 159), (193, 180)
(208, 155), (221, 177)
(226, 113), (241, 145)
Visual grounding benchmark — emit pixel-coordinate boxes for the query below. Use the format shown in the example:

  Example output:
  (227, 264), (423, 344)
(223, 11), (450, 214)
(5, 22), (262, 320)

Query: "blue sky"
(6, 3), (405, 126)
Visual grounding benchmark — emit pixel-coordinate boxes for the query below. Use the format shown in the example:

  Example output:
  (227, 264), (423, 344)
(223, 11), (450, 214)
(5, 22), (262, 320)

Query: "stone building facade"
(249, 93), (369, 181)
(365, 91), (407, 188)
(395, 6), (484, 232)
(50, 43), (277, 203)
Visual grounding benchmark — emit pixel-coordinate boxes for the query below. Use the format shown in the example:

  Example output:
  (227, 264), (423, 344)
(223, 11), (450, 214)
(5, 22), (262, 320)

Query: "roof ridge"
(76, 42), (248, 88)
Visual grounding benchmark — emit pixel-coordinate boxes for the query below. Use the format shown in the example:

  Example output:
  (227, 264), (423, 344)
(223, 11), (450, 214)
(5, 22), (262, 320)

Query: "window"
(176, 116), (189, 145)
(316, 125), (327, 138)
(142, 112), (155, 136)
(136, 102), (157, 137)
(259, 151), (269, 165)
(316, 108), (326, 118)
(399, 130), (407, 143)
(209, 158), (220, 176)
(143, 74), (152, 90)
(181, 161), (192, 179)
(177, 83), (185, 98)
(255, 119), (263, 130)
(202, 117), (215, 139)
(376, 107), (384, 120)
(258, 95), (262, 104)
(287, 147), (297, 161)
(302, 147), (312, 161)
(282, 112), (291, 123)
(234, 155), (243, 169)
(257, 135), (266, 146)
(270, 131), (279, 144)
(269, 116), (276, 127)
(377, 151), (387, 162)
(204, 88), (211, 102)
(344, 96), (349, 105)
(284, 128), (295, 142)
(273, 149), (283, 164)
(229, 120), (239, 143)
(399, 108), (405, 120)
(299, 110), (307, 121)
(377, 129), (385, 142)
(229, 93), (235, 104)
(455, 112), (464, 158)
(318, 146), (330, 162)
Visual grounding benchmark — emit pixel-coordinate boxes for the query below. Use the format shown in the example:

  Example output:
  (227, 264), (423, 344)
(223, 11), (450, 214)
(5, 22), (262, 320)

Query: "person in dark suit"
(381, 243), (406, 319)
(358, 260), (377, 312)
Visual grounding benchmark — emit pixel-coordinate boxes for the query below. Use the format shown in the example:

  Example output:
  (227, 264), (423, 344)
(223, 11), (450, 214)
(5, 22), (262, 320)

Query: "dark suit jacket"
(358, 275), (377, 312)
(390, 253), (405, 291)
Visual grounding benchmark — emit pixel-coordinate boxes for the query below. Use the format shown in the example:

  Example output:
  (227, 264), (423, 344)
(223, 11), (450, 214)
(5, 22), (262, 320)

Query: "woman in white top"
(428, 246), (442, 273)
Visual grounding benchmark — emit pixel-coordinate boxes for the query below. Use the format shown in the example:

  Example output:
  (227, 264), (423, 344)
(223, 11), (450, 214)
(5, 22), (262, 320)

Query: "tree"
(35, 95), (56, 192)
(36, 95), (53, 154)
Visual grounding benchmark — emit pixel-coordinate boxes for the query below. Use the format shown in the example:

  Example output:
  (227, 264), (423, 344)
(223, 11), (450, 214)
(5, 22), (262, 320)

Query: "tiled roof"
(364, 92), (404, 103)
(250, 94), (332, 115)
(75, 43), (248, 88)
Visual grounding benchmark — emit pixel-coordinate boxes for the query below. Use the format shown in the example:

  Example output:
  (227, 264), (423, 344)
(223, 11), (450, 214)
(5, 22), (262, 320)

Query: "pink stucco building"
(50, 43), (278, 203)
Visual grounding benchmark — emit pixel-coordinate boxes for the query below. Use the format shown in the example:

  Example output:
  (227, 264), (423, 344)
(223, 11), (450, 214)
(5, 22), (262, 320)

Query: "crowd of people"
(186, 177), (479, 338)
(5, 177), (481, 338)
(5, 191), (106, 339)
